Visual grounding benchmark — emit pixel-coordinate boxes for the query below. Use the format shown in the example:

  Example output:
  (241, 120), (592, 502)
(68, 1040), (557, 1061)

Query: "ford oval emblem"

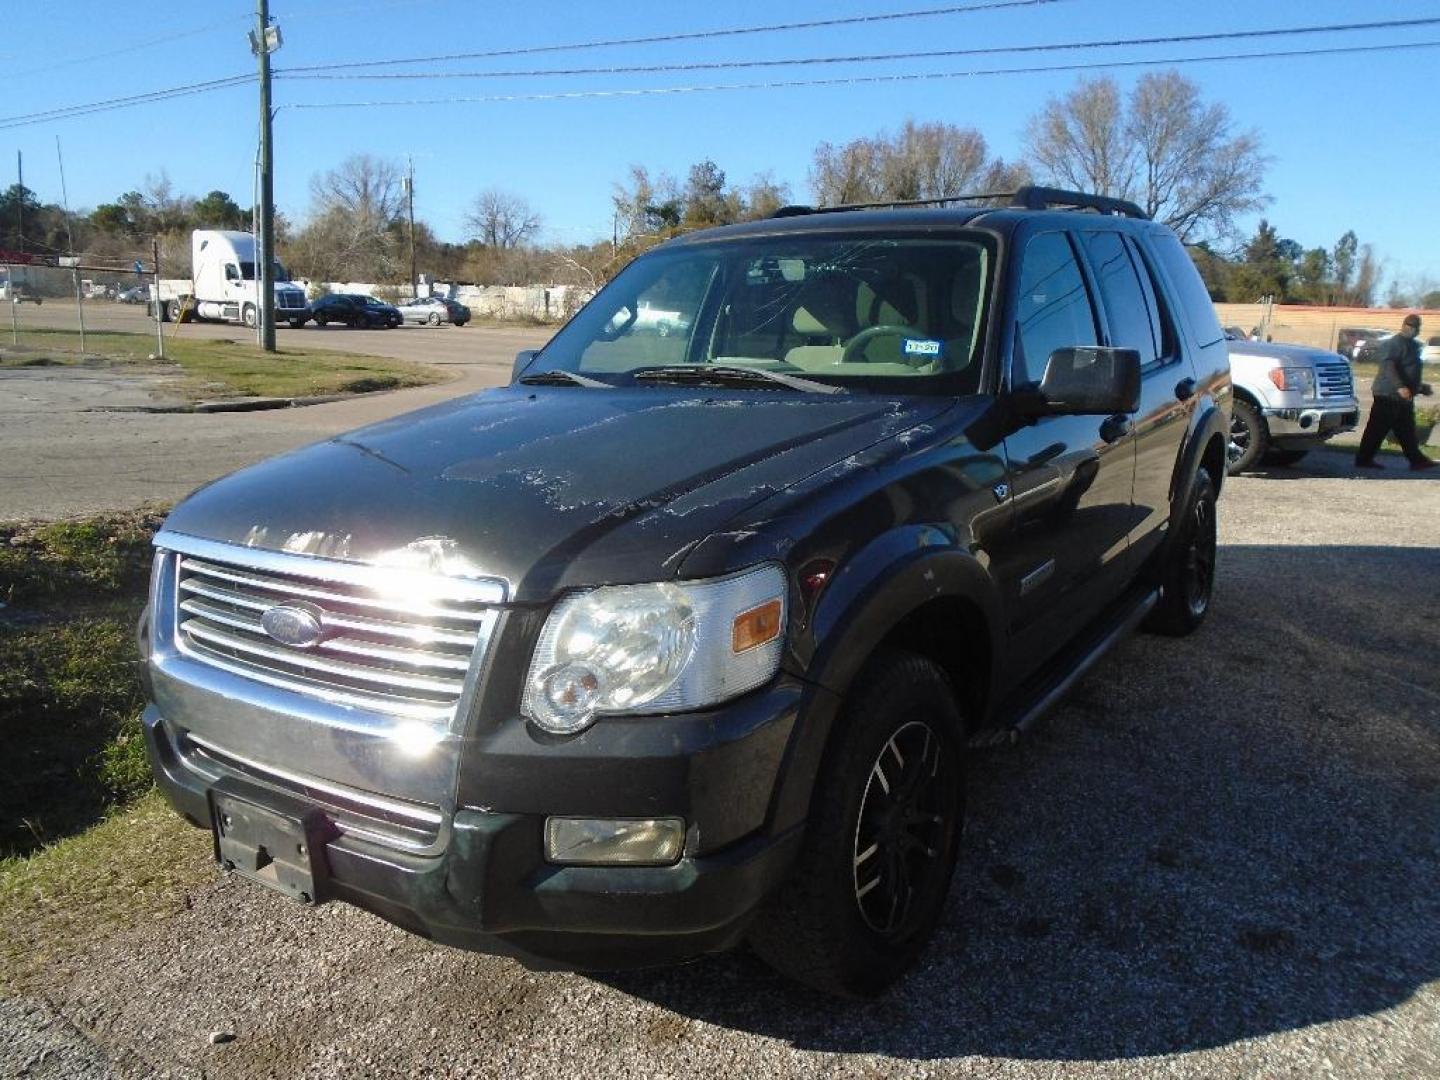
(260, 604), (324, 648)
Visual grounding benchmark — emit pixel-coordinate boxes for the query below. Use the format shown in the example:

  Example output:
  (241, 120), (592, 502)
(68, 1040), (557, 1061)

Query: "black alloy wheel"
(852, 719), (956, 938)
(1144, 468), (1218, 637)
(1226, 399), (1267, 475)
(748, 650), (965, 998)
(1181, 478), (1217, 620)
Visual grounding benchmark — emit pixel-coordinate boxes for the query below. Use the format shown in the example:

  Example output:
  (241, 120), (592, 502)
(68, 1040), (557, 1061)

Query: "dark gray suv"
(140, 187), (1231, 997)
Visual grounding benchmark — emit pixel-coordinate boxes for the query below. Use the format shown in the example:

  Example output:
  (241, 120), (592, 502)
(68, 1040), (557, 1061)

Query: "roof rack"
(770, 185), (1148, 221)
(1008, 186), (1148, 219)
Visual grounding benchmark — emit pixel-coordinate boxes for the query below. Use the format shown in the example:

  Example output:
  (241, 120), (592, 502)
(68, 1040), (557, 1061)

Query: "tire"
(241, 304), (257, 329)
(315, 315), (328, 327)
(748, 650), (965, 998)
(1263, 449), (1309, 467)
(1225, 399), (1267, 475)
(166, 299), (183, 323)
(427, 311), (441, 326)
(1144, 469), (1218, 637)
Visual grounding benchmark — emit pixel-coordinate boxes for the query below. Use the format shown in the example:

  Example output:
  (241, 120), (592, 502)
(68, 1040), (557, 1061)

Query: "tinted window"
(1125, 236), (1177, 361)
(1013, 231), (1098, 384)
(1081, 230), (1157, 368)
(1147, 231), (1223, 347)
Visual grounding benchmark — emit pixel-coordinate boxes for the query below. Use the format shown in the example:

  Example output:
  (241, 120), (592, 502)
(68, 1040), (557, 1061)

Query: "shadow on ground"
(600, 543), (1440, 1062)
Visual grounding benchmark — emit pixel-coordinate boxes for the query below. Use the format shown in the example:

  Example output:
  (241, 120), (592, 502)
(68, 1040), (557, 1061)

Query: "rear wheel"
(427, 311), (441, 326)
(1144, 469), (1218, 637)
(748, 651), (965, 998)
(315, 314), (328, 327)
(1226, 399), (1267, 475)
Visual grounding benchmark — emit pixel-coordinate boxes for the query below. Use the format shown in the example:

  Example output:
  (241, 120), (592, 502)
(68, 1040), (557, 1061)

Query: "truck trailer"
(155, 230), (308, 328)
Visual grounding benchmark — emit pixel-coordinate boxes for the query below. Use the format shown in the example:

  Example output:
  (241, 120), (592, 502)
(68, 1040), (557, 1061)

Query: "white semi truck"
(155, 230), (309, 328)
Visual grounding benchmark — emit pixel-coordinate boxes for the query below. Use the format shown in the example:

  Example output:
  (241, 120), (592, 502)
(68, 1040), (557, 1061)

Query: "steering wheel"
(841, 324), (929, 366)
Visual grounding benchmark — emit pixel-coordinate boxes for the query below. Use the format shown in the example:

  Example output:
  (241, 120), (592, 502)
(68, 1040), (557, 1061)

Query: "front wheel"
(427, 311), (441, 326)
(748, 651), (965, 998)
(241, 304), (257, 329)
(1226, 399), (1267, 475)
(1144, 469), (1218, 637)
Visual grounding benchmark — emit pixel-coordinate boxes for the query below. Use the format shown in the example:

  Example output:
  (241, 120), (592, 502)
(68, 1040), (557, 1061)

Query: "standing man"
(1355, 314), (1436, 471)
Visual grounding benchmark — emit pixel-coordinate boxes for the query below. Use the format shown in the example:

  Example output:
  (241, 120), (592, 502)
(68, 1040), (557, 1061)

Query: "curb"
(87, 392), (374, 415)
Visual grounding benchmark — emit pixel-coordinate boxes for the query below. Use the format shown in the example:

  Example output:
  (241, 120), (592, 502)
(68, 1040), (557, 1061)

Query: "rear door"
(994, 229), (1139, 673)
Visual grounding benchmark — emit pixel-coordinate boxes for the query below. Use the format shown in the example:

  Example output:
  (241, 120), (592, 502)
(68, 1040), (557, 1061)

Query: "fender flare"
(768, 539), (1003, 837)
(1165, 401), (1228, 545)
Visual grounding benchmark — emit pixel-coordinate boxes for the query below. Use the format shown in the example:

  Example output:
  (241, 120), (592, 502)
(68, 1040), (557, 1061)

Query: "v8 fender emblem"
(992, 482), (1010, 502)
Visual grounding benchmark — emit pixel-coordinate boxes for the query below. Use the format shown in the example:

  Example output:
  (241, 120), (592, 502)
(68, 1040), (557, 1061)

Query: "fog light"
(544, 817), (685, 866)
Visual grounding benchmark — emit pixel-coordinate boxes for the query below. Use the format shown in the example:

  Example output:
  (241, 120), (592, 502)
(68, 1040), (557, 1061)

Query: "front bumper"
(142, 681), (808, 970)
(1262, 401), (1360, 444)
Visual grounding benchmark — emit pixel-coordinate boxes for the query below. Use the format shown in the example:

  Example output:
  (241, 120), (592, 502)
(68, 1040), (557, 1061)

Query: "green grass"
(0, 328), (445, 401)
(0, 510), (166, 859)
(0, 791), (211, 992)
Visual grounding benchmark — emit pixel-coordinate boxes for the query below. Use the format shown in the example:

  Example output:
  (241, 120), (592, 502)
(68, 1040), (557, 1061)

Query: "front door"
(994, 230), (1138, 676)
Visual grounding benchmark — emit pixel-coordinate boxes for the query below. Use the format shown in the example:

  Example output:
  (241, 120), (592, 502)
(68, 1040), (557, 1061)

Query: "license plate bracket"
(210, 780), (335, 905)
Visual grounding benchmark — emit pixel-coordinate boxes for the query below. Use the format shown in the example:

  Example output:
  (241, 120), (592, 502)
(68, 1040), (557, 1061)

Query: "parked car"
(139, 186), (1231, 998)
(1223, 328), (1359, 472)
(1424, 336), (1440, 366)
(1336, 326), (1391, 361)
(306, 293), (401, 329)
(117, 285), (150, 304)
(399, 295), (470, 327)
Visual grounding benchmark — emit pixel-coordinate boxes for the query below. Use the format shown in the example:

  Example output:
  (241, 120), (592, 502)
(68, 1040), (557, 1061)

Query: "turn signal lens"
(732, 598), (783, 653)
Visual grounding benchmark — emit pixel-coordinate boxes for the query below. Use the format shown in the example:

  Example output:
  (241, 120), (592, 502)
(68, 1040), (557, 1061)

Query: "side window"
(224, 264), (239, 282)
(1080, 231), (1158, 370)
(1147, 231), (1223, 348)
(1013, 231), (1098, 385)
(1125, 236), (1178, 363)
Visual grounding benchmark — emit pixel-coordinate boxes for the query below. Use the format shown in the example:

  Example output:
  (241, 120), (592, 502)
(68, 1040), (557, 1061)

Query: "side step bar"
(969, 587), (1159, 749)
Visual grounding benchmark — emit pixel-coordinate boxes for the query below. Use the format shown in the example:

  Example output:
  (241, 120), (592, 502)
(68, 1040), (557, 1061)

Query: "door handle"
(1174, 377), (1197, 401)
(1099, 414), (1132, 444)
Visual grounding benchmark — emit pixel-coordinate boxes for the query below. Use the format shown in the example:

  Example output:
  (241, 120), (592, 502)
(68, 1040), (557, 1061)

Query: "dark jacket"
(1371, 334), (1422, 398)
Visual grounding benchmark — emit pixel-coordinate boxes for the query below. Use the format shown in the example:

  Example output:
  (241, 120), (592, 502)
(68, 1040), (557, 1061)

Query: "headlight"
(522, 564), (787, 735)
(1267, 367), (1316, 396)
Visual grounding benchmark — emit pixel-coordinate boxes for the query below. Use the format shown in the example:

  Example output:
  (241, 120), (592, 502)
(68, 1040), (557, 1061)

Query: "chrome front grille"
(169, 544), (501, 723)
(1316, 360), (1354, 399)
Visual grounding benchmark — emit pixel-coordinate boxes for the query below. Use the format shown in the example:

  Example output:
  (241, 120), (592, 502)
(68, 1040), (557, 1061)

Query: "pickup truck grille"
(1315, 359), (1354, 399)
(171, 549), (500, 723)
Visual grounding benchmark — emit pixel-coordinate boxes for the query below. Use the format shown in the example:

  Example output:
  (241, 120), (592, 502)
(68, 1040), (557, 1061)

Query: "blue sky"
(4, 0), (1437, 287)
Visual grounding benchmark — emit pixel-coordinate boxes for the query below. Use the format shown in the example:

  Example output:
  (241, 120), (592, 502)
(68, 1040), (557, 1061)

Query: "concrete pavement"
(0, 319), (550, 521)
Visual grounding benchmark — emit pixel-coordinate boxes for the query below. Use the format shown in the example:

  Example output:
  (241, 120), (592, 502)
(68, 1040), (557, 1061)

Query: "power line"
(283, 38), (1440, 110)
(276, 16), (1440, 81)
(7, 15), (249, 80)
(0, 75), (254, 131)
(278, 0), (1073, 74)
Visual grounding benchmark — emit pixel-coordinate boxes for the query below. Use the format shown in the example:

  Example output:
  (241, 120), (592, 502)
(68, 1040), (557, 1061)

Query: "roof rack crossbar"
(1008, 186), (1148, 219)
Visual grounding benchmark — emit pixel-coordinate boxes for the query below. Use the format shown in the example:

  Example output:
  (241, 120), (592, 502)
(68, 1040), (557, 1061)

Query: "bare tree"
(465, 189), (542, 250)
(1025, 72), (1268, 242)
(811, 122), (1015, 206)
(742, 172), (792, 219)
(295, 155), (407, 281)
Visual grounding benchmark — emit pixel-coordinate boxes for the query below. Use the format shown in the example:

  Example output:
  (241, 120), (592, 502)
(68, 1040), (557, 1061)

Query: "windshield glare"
(537, 235), (993, 393)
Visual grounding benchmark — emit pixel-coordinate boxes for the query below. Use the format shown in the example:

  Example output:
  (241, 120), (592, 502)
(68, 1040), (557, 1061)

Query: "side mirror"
(1015, 347), (1141, 417)
(512, 349), (539, 383)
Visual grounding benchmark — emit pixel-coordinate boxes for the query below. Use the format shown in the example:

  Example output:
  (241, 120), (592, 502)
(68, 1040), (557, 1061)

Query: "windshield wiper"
(517, 370), (612, 389)
(631, 365), (845, 395)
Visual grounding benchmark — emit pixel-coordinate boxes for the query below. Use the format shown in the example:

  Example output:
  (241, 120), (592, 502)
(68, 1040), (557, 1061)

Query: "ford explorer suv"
(140, 187), (1231, 998)
(1223, 330), (1358, 473)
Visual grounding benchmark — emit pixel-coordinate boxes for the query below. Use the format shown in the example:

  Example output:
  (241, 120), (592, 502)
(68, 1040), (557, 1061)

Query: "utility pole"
(405, 157), (417, 298)
(15, 151), (23, 256)
(252, 0), (281, 351)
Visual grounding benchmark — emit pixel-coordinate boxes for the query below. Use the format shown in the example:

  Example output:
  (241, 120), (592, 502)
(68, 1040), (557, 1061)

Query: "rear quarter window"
(1147, 231), (1223, 349)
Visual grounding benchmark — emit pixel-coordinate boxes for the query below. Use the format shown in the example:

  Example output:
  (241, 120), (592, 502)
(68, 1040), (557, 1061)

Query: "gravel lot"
(3, 450), (1438, 1079)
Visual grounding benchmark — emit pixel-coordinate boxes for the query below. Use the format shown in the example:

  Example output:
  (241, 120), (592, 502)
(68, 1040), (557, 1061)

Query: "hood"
(1227, 340), (1342, 365)
(162, 385), (952, 601)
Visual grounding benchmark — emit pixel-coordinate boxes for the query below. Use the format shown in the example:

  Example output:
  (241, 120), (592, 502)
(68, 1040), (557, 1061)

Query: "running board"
(968, 587), (1159, 749)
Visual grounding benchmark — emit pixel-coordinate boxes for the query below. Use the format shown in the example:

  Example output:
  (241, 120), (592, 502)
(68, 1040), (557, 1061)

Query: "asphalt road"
(3, 451), (1438, 1079)
(0, 305), (550, 521)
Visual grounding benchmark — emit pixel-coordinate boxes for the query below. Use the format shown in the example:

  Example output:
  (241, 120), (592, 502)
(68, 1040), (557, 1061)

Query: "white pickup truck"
(1224, 329), (1360, 473)
(155, 230), (309, 328)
